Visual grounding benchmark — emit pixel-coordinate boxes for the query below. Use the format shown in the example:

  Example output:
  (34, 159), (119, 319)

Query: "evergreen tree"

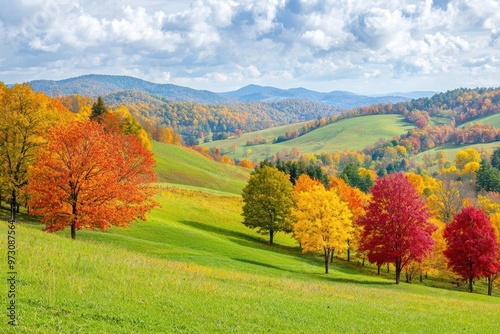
(91, 96), (108, 119)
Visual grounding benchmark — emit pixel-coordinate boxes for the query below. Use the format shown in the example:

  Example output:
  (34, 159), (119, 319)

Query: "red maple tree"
(358, 172), (435, 284)
(27, 120), (158, 239)
(443, 207), (499, 293)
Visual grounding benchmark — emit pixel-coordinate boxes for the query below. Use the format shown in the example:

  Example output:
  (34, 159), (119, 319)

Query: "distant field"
(459, 113), (500, 128)
(4, 187), (500, 333)
(153, 141), (250, 195)
(415, 142), (500, 163)
(205, 115), (414, 162)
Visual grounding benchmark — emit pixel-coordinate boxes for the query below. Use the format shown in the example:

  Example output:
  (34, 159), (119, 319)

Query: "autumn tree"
(27, 121), (157, 239)
(359, 173), (435, 284)
(0, 83), (71, 221)
(328, 177), (369, 262)
(292, 184), (352, 273)
(241, 165), (293, 245)
(443, 207), (499, 293)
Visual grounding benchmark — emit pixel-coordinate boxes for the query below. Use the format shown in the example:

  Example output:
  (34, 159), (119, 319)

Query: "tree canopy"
(359, 173), (435, 284)
(27, 120), (157, 239)
(241, 165), (293, 245)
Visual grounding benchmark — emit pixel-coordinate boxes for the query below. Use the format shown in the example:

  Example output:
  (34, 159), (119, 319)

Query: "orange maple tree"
(27, 120), (158, 239)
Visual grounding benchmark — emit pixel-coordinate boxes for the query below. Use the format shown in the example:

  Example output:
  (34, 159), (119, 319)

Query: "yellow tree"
(292, 184), (353, 273)
(0, 83), (71, 220)
(293, 174), (321, 196)
(478, 193), (500, 293)
(329, 177), (369, 262)
(454, 148), (480, 171)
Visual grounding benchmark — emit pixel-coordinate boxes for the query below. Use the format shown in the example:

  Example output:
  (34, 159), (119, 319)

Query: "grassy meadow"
(152, 141), (250, 195)
(2, 186), (500, 333)
(2, 141), (500, 333)
(204, 115), (414, 161)
(459, 113), (500, 128)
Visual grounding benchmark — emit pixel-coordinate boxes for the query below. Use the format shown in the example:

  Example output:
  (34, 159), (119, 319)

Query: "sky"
(0, 0), (499, 94)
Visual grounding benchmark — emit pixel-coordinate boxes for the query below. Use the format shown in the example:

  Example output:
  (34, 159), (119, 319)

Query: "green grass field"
(459, 113), (500, 128)
(205, 115), (414, 161)
(153, 141), (250, 195)
(2, 185), (500, 333)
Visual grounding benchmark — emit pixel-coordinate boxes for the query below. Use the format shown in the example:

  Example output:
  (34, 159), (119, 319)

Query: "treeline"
(260, 87), (500, 148)
(103, 91), (342, 145)
(243, 151), (500, 293)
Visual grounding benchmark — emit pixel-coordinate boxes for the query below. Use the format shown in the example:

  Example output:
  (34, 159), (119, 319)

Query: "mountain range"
(28, 74), (436, 109)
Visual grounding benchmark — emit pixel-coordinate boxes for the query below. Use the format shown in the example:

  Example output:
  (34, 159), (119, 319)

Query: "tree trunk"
(387, 263), (390, 273)
(269, 229), (274, 245)
(330, 249), (334, 263)
(377, 265), (381, 275)
(420, 274), (423, 283)
(71, 204), (77, 240)
(487, 276), (492, 296)
(10, 189), (16, 222)
(362, 258), (365, 266)
(347, 247), (351, 262)
(395, 261), (401, 285)
(324, 248), (330, 274)
(469, 276), (473, 293)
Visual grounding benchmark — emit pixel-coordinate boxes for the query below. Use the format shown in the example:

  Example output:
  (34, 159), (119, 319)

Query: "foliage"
(340, 163), (373, 193)
(359, 173), (435, 284)
(0, 83), (72, 212)
(443, 207), (499, 293)
(476, 159), (500, 193)
(292, 184), (353, 273)
(241, 166), (293, 244)
(275, 159), (329, 187)
(91, 96), (108, 119)
(27, 120), (157, 239)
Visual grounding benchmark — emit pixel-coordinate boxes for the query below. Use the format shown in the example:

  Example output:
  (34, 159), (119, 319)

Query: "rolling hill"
(28, 74), (415, 107)
(219, 84), (413, 108)
(206, 114), (415, 161)
(30, 74), (229, 103)
(152, 141), (250, 195)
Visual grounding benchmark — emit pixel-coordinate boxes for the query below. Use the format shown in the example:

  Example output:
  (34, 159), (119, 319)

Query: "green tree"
(241, 165), (293, 245)
(91, 96), (108, 119)
(491, 147), (500, 170)
(340, 162), (373, 193)
(476, 159), (500, 193)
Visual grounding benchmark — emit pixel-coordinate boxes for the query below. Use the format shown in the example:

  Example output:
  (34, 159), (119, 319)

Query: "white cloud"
(0, 0), (499, 93)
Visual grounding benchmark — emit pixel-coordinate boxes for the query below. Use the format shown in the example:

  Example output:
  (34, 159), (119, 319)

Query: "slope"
(3, 188), (500, 333)
(207, 114), (415, 162)
(458, 113), (500, 128)
(152, 141), (250, 195)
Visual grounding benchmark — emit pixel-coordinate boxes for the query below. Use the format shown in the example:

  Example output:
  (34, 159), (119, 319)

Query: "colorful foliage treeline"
(0, 84), (158, 238)
(241, 156), (500, 294)
(105, 91), (341, 144)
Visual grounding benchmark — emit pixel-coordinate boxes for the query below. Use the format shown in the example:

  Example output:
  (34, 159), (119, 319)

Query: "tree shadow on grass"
(315, 274), (393, 286)
(232, 258), (293, 273)
(179, 220), (264, 244)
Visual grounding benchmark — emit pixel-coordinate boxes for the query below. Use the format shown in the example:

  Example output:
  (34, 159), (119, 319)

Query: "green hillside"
(207, 114), (414, 161)
(152, 141), (250, 195)
(415, 142), (500, 163)
(459, 113), (500, 128)
(3, 188), (500, 333)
